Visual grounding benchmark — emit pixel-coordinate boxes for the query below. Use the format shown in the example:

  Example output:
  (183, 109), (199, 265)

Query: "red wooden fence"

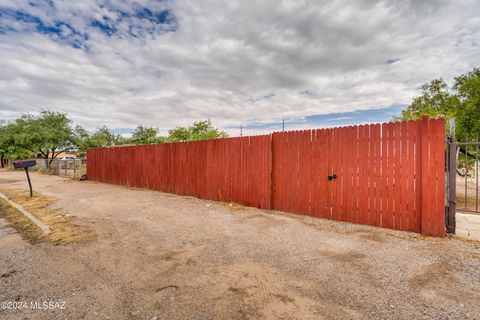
(87, 117), (445, 236)
(87, 136), (271, 209)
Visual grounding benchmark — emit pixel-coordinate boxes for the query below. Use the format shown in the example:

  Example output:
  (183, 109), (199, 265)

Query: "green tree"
(0, 122), (29, 167)
(11, 110), (83, 167)
(0, 122), (11, 167)
(167, 126), (190, 142)
(167, 120), (228, 142)
(397, 68), (480, 142)
(90, 126), (124, 147)
(397, 79), (458, 121)
(77, 126), (124, 151)
(72, 125), (90, 152)
(128, 125), (163, 145)
(453, 68), (480, 141)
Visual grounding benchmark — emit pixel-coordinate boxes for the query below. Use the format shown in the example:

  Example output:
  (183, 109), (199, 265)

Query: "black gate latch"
(328, 174), (337, 181)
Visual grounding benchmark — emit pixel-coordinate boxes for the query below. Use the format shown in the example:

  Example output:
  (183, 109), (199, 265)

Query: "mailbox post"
(12, 160), (37, 197)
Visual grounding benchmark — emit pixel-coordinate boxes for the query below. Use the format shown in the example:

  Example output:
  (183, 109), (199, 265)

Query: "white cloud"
(0, 0), (479, 136)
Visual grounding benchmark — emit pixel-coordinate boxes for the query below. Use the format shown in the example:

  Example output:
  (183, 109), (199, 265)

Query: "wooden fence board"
(345, 127), (353, 223)
(330, 128), (343, 221)
(400, 121), (408, 230)
(369, 124), (376, 226)
(358, 125), (366, 225)
(393, 122), (400, 229)
(374, 124), (382, 227)
(336, 128), (343, 220)
(422, 116), (432, 235)
(341, 128), (348, 221)
(435, 119), (446, 236)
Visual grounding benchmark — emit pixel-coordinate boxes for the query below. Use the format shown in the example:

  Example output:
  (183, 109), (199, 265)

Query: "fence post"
(421, 116), (430, 235)
(447, 119), (456, 233)
(269, 133), (274, 210)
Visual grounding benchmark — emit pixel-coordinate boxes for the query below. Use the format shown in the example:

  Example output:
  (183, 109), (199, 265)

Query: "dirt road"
(0, 170), (479, 320)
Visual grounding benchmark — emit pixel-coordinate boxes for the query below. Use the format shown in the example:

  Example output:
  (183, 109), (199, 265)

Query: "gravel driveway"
(0, 170), (479, 320)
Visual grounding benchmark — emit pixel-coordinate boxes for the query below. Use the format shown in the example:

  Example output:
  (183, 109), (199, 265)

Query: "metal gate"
(445, 119), (480, 237)
(455, 137), (480, 214)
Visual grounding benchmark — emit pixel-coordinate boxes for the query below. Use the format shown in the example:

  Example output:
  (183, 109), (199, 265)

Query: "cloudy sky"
(0, 0), (479, 136)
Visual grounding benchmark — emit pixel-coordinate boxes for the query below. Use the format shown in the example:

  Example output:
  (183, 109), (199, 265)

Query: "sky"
(0, 0), (479, 136)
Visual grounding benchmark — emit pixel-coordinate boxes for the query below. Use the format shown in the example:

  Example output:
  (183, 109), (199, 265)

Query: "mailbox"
(13, 160), (37, 169)
(12, 160), (36, 197)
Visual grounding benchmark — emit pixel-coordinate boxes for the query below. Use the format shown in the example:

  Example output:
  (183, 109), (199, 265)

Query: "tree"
(11, 110), (82, 167)
(128, 125), (163, 145)
(77, 125), (124, 151)
(72, 125), (90, 152)
(0, 122), (29, 167)
(397, 79), (458, 121)
(167, 126), (190, 142)
(397, 68), (480, 142)
(0, 122), (11, 167)
(167, 120), (228, 142)
(453, 68), (480, 141)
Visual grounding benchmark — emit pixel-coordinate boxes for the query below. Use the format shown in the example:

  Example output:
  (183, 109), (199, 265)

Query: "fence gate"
(271, 118), (445, 236)
(454, 133), (480, 215)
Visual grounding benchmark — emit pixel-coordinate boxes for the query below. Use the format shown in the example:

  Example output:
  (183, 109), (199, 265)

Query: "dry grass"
(0, 199), (45, 244)
(225, 202), (246, 211)
(0, 188), (95, 244)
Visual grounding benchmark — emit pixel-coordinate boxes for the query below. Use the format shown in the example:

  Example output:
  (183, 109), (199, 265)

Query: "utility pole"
(282, 118), (285, 132)
(240, 124), (243, 137)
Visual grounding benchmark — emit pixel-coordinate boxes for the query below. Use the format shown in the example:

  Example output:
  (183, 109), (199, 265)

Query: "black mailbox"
(13, 160), (37, 169)
(12, 160), (37, 197)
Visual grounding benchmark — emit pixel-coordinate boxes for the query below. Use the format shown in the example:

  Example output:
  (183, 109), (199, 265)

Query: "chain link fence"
(5, 158), (86, 180)
(54, 159), (87, 179)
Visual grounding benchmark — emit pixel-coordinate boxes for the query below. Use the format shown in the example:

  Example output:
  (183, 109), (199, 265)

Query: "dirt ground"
(0, 170), (479, 320)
